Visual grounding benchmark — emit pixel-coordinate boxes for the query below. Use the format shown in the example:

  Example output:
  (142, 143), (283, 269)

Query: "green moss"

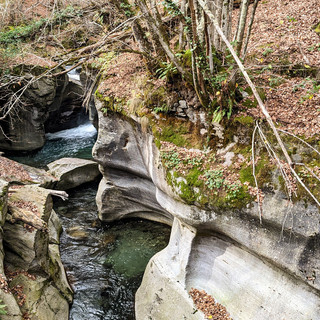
(186, 167), (203, 187)
(239, 154), (274, 187)
(152, 116), (204, 149)
(180, 49), (192, 68)
(161, 125), (188, 147)
(95, 91), (127, 115)
(144, 86), (168, 110)
(233, 115), (254, 126)
(313, 22), (320, 34)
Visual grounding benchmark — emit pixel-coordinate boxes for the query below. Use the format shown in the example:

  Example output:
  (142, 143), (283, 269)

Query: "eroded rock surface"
(93, 108), (320, 320)
(0, 66), (89, 152)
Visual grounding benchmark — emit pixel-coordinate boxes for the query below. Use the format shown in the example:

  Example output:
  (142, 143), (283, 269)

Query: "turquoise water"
(55, 184), (171, 320)
(11, 123), (171, 319)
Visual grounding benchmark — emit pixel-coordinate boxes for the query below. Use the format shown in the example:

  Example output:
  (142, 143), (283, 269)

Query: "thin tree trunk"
(242, 0), (259, 59)
(221, 0), (230, 51)
(136, 0), (187, 77)
(214, 0), (223, 50)
(233, 0), (243, 42)
(179, 0), (187, 49)
(197, 0), (293, 168)
(188, 0), (209, 105)
(236, 0), (250, 55)
(204, 12), (214, 74)
(227, 0), (234, 41)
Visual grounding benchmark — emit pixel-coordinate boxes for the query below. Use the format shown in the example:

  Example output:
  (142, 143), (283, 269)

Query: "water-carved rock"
(47, 157), (101, 190)
(93, 109), (320, 320)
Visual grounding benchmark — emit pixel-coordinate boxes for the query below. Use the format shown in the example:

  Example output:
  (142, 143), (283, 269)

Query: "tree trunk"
(227, 0), (234, 41)
(242, 0), (259, 59)
(188, 0), (209, 105)
(214, 0), (223, 50)
(179, 0), (187, 49)
(236, 0), (250, 55)
(136, 0), (187, 77)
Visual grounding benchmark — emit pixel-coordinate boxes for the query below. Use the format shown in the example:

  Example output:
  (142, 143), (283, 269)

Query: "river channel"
(11, 123), (171, 319)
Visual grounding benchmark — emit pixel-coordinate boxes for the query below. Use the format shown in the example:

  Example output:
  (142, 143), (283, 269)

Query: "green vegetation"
(0, 6), (81, 45)
(0, 299), (7, 315)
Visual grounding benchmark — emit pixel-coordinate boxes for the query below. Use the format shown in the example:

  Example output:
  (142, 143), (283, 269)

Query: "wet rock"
(48, 210), (62, 244)
(8, 274), (69, 320)
(66, 226), (89, 240)
(47, 157), (101, 190)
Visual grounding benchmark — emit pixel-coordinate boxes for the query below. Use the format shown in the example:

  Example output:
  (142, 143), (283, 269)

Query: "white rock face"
(93, 106), (320, 320)
(186, 236), (320, 319)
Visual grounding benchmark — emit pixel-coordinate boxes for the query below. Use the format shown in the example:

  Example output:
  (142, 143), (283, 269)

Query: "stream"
(11, 123), (171, 319)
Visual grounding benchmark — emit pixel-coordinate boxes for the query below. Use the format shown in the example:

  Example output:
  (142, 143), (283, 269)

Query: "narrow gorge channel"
(10, 123), (171, 319)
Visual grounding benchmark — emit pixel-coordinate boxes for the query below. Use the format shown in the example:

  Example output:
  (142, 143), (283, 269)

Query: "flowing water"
(10, 122), (98, 168)
(54, 184), (170, 320)
(10, 123), (171, 319)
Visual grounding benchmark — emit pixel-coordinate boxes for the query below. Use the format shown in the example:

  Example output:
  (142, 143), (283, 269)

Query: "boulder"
(0, 156), (56, 186)
(47, 157), (101, 190)
(8, 274), (69, 320)
(0, 180), (22, 320)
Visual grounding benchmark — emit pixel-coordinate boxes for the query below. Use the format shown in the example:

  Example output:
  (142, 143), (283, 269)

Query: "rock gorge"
(0, 66), (319, 319)
(0, 156), (101, 319)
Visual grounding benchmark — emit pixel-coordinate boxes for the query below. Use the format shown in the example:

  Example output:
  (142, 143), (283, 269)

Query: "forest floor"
(240, 0), (320, 138)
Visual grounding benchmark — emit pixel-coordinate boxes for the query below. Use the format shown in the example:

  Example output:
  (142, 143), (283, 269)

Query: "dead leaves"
(0, 156), (31, 182)
(189, 288), (233, 320)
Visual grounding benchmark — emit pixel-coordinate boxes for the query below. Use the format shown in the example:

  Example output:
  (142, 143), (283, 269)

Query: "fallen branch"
(252, 122), (262, 224)
(46, 189), (69, 201)
(197, 0), (320, 208)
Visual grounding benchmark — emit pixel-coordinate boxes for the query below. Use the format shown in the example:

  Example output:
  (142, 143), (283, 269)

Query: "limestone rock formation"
(93, 108), (320, 320)
(0, 66), (67, 152)
(47, 157), (101, 190)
